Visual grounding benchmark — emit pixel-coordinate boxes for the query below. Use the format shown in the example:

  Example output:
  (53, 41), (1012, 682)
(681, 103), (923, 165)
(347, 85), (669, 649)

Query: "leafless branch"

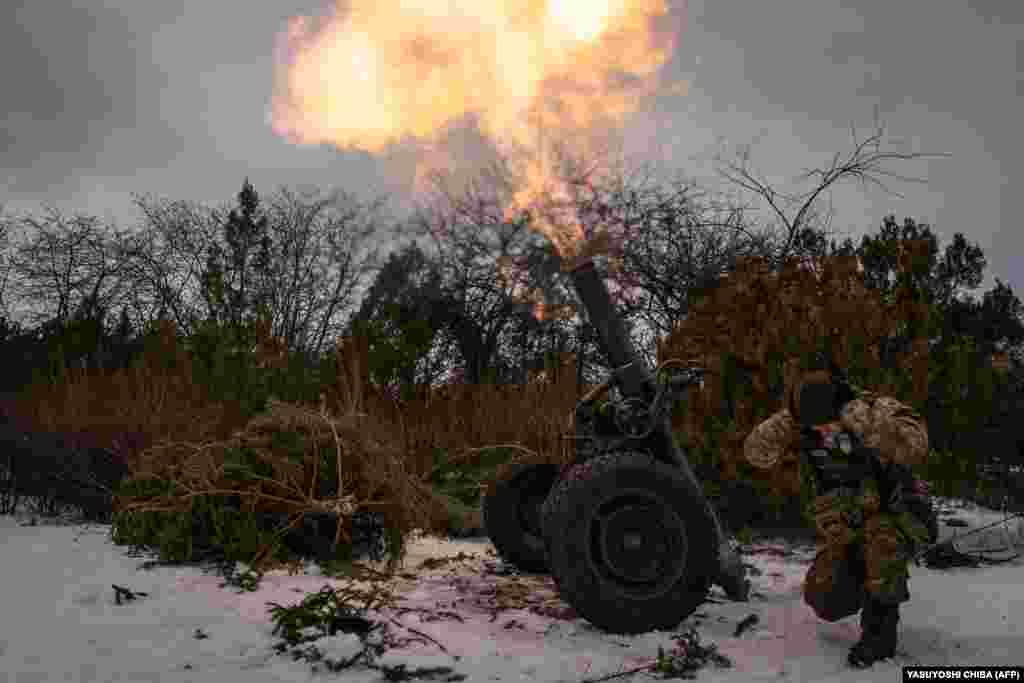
(714, 117), (951, 264)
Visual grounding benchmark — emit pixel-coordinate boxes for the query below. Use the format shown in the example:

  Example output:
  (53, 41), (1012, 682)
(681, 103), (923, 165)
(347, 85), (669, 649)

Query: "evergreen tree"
(347, 242), (449, 392)
(191, 180), (277, 410)
(197, 179), (275, 356)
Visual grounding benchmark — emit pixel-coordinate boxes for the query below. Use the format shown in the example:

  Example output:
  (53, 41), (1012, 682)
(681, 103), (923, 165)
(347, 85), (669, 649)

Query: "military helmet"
(788, 350), (855, 426)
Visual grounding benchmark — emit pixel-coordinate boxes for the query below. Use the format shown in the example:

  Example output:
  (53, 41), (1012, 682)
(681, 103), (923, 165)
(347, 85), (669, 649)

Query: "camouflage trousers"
(803, 481), (930, 622)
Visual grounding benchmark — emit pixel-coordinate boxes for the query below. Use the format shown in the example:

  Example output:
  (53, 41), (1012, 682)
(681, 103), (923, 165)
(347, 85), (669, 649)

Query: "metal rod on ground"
(915, 509), (1024, 562)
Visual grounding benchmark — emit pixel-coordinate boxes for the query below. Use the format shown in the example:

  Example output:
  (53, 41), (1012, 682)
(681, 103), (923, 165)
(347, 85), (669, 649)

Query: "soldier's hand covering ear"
(873, 410), (929, 467)
(744, 409), (798, 469)
(841, 395), (928, 467)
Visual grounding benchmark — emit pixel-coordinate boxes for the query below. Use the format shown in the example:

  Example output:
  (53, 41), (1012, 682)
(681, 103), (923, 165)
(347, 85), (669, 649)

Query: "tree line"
(0, 121), (1020, 463)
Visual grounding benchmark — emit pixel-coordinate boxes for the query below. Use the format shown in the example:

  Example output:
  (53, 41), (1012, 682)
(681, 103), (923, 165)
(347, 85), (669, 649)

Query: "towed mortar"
(565, 257), (749, 601)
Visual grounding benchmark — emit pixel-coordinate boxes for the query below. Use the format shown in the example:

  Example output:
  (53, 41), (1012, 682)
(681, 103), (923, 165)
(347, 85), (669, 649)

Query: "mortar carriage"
(482, 257), (749, 635)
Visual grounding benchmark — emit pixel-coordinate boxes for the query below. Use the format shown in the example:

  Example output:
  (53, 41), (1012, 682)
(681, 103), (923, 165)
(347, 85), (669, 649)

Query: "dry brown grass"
(3, 319), (606, 572)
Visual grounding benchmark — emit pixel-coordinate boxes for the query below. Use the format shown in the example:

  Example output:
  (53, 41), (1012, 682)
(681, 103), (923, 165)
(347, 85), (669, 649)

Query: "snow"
(1, 496), (1022, 682)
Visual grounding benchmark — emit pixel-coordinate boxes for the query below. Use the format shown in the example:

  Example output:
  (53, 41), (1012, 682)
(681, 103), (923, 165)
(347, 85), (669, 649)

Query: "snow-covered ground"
(1, 495), (1022, 682)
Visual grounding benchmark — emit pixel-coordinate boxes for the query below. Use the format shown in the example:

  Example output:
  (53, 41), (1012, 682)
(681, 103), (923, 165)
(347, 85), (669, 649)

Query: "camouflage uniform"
(744, 365), (931, 667)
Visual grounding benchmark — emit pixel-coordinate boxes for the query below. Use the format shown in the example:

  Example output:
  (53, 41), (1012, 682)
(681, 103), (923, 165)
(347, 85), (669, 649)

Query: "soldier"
(743, 353), (933, 668)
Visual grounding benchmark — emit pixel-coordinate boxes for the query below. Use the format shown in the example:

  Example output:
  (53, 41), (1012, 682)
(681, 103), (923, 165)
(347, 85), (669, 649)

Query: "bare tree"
(259, 186), (386, 359)
(110, 196), (227, 338)
(714, 118), (950, 267)
(119, 185), (388, 362)
(0, 205), (18, 321)
(3, 207), (138, 333)
(389, 146), (616, 386)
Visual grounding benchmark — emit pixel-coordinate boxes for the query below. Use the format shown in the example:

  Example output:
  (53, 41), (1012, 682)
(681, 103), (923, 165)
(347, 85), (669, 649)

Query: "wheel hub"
(590, 494), (687, 591)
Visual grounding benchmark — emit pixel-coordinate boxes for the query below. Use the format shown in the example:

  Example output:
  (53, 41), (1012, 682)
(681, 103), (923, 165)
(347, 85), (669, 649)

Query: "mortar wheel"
(483, 463), (560, 573)
(541, 451), (715, 634)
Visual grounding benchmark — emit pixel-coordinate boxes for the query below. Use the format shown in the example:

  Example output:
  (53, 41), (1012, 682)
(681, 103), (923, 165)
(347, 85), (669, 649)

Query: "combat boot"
(848, 598), (899, 668)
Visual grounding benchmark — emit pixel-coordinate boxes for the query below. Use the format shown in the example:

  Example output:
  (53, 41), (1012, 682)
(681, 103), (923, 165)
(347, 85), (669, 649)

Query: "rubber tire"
(483, 463), (560, 573)
(541, 451), (715, 634)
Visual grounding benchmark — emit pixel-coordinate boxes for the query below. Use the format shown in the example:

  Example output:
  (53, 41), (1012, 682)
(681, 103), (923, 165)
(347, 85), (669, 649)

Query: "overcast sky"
(1, 0), (1021, 328)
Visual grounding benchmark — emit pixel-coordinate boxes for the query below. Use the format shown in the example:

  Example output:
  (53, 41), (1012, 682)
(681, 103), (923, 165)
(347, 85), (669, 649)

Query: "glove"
(744, 409), (797, 469)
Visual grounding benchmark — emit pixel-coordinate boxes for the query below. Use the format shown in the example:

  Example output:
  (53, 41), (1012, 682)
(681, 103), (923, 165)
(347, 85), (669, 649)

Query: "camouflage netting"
(111, 396), (454, 574)
(657, 247), (933, 503)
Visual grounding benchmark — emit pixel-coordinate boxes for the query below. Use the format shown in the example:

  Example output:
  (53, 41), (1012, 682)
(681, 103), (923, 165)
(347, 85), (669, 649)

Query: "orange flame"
(272, 0), (684, 266)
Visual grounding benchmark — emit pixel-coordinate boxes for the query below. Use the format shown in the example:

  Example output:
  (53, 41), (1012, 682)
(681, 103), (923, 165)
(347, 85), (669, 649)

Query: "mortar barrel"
(566, 257), (729, 542)
(567, 258), (650, 399)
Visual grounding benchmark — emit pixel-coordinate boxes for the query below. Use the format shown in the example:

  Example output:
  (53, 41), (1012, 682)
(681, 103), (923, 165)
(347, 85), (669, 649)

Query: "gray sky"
(2, 0), (1021, 328)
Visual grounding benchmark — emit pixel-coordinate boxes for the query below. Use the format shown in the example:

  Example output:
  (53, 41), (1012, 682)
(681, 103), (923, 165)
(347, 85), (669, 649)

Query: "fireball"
(271, 0), (685, 265)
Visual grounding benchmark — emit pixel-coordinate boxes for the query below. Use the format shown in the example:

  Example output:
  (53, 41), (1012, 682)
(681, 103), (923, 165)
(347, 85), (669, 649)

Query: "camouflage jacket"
(747, 385), (929, 519)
